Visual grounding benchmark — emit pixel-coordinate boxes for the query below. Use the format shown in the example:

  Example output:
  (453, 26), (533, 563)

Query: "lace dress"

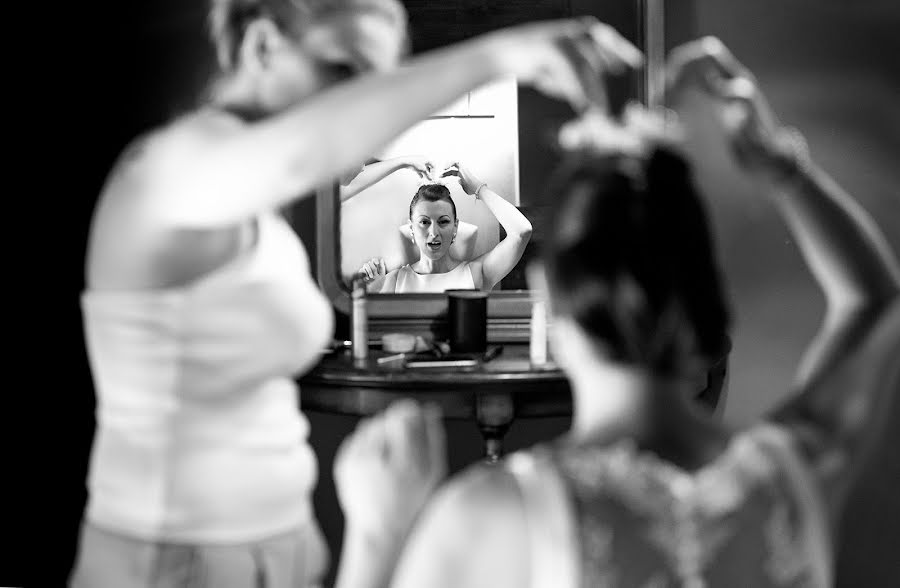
(505, 424), (831, 588)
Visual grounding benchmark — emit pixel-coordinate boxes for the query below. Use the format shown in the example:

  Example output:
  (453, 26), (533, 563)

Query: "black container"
(446, 290), (488, 353)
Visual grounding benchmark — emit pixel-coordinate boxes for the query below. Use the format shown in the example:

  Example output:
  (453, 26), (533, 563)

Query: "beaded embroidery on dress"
(511, 424), (830, 588)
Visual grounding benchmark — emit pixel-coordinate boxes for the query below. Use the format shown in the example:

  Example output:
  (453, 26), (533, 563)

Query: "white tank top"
(81, 212), (334, 543)
(393, 261), (477, 293)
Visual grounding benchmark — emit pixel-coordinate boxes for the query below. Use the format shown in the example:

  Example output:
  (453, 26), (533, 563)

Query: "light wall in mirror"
(340, 77), (519, 282)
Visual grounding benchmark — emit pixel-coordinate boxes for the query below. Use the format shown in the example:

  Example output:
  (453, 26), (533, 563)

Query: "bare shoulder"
(391, 463), (528, 588)
(93, 110), (244, 232)
(106, 109), (241, 188)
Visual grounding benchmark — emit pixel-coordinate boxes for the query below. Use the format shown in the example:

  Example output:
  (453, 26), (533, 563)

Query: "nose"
(427, 226), (438, 239)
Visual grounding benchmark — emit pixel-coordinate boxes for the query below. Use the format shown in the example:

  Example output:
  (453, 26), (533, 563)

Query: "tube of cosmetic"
(351, 278), (368, 361)
(530, 298), (548, 365)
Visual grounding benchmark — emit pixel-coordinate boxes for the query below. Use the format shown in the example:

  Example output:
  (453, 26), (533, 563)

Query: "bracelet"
(474, 182), (488, 199)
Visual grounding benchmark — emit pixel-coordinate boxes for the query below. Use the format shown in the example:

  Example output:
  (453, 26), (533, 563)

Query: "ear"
(238, 18), (285, 73)
(399, 222), (414, 242)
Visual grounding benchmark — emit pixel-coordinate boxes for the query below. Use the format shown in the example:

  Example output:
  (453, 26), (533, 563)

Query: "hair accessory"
(416, 176), (451, 189)
(557, 104), (684, 158)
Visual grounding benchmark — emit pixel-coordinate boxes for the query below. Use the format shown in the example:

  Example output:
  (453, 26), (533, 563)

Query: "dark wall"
(688, 1), (900, 585)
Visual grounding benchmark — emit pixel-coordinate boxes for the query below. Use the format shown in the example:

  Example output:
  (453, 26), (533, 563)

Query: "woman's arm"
(138, 19), (641, 228)
(341, 156), (436, 202)
(444, 163), (532, 290)
(333, 401), (446, 588)
(388, 466), (529, 588)
(668, 38), (900, 521)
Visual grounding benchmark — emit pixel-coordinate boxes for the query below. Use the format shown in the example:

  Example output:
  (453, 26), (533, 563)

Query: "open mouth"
(427, 240), (442, 251)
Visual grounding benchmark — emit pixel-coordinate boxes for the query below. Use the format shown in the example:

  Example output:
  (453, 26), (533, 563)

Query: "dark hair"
(409, 184), (457, 220)
(542, 147), (731, 375)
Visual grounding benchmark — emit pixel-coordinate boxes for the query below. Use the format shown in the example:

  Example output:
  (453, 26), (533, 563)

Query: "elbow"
(835, 283), (900, 317)
(516, 221), (533, 243)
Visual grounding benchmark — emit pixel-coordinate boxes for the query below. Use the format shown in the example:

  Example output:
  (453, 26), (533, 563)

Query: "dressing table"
(298, 340), (727, 461)
(299, 344), (570, 461)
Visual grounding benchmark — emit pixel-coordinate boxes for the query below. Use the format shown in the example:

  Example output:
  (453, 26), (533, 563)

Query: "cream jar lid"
(382, 333), (418, 353)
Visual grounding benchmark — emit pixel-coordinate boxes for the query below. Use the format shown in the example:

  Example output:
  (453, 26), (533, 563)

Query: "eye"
(439, 220), (450, 226)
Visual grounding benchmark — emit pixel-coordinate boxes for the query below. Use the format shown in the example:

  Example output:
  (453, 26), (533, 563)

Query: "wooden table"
(298, 344), (571, 461)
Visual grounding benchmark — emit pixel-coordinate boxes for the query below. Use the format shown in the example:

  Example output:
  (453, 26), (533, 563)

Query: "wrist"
(344, 522), (407, 559)
(474, 182), (488, 199)
(757, 127), (812, 188)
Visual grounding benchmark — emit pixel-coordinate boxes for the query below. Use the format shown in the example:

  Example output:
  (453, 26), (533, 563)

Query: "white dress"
(506, 423), (832, 587)
(391, 261), (477, 293)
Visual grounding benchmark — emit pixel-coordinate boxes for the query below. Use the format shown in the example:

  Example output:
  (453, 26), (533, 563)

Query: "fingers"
(557, 34), (609, 113)
(440, 162), (461, 178)
(665, 36), (752, 97)
(359, 258), (387, 281)
(559, 18), (643, 112)
(360, 261), (374, 281)
(583, 18), (643, 71)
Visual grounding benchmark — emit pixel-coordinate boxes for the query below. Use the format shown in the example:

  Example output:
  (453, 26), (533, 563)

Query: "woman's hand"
(358, 257), (388, 283)
(486, 17), (643, 113)
(665, 36), (807, 180)
(402, 156), (436, 181)
(441, 162), (484, 196)
(334, 400), (447, 544)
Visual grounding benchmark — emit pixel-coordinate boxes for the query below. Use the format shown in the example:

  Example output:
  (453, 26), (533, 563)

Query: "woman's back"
(507, 423), (831, 587)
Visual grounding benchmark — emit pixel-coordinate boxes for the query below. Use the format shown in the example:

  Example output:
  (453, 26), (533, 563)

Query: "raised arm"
(341, 156), (436, 202)
(668, 38), (900, 521)
(141, 18), (642, 229)
(443, 163), (533, 290)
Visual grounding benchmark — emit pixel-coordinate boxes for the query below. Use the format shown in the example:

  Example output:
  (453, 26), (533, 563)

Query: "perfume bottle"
(351, 277), (368, 361)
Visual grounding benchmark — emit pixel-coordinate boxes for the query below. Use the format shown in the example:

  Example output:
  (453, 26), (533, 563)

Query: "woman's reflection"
(359, 162), (532, 293)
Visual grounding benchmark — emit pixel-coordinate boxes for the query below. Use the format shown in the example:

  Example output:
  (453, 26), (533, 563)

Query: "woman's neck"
(565, 363), (716, 452)
(412, 255), (459, 274)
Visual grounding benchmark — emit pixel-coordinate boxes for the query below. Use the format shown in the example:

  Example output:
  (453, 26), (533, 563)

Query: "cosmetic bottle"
(351, 277), (368, 361)
(530, 297), (548, 365)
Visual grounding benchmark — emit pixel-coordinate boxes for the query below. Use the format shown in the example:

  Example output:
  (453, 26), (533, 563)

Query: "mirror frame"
(317, 0), (665, 343)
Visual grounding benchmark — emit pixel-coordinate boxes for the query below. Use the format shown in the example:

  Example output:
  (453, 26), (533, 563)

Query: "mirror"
(316, 0), (662, 341)
(340, 77), (524, 292)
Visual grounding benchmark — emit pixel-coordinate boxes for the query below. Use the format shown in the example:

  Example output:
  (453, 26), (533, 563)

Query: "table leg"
(475, 392), (515, 464)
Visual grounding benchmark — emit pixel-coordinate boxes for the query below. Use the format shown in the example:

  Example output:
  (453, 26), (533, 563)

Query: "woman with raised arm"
(359, 162), (533, 293)
(341, 156), (480, 279)
(71, 0), (643, 584)
(333, 38), (900, 588)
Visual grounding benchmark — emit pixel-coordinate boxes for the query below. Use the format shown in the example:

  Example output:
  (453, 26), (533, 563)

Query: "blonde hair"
(208, 0), (407, 71)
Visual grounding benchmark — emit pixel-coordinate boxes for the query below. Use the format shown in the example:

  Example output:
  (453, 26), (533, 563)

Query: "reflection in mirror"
(314, 1), (649, 341)
(340, 78), (527, 293)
